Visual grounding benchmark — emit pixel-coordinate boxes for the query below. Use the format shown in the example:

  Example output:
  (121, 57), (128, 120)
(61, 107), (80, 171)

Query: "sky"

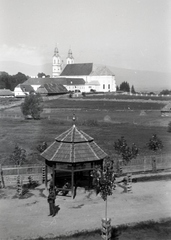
(0, 0), (171, 74)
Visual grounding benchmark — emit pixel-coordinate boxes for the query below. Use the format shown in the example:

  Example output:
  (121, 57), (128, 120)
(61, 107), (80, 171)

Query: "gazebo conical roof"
(41, 124), (107, 163)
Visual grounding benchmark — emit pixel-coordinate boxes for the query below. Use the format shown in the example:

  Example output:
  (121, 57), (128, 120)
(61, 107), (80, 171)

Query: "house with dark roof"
(36, 83), (67, 95)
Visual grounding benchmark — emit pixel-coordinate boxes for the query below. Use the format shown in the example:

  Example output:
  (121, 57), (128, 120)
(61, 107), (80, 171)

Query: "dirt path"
(0, 180), (171, 240)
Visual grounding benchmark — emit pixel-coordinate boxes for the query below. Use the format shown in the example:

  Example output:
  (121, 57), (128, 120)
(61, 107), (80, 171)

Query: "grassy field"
(0, 97), (170, 165)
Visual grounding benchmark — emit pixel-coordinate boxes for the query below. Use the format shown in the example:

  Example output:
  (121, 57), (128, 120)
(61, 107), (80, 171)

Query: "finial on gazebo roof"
(72, 113), (76, 125)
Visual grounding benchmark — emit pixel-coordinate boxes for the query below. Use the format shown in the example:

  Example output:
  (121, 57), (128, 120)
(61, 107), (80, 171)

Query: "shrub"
(168, 121), (171, 133)
(21, 92), (43, 119)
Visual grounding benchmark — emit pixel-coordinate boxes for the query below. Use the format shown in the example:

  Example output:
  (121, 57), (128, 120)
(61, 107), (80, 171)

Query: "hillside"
(0, 61), (171, 92)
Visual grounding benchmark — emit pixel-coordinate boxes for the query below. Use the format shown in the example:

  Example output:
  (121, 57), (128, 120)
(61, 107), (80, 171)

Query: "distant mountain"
(0, 61), (52, 77)
(0, 61), (170, 92)
(107, 66), (171, 92)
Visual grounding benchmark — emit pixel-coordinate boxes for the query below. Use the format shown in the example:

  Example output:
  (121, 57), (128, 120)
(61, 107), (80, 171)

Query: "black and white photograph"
(0, 0), (171, 239)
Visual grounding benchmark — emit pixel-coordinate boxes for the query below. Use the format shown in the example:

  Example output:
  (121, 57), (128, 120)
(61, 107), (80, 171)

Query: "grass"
(0, 98), (170, 165)
(26, 219), (171, 240)
(43, 98), (166, 111)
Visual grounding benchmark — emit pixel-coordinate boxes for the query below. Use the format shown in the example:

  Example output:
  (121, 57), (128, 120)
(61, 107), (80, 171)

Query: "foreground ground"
(0, 179), (171, 240)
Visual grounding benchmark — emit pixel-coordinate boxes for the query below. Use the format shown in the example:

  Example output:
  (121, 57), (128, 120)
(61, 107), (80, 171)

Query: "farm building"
(36, 83), (67, 96)
(14, 84), (34, 97)
(161, 102), (171, 116)
(0, 89), (14, 97)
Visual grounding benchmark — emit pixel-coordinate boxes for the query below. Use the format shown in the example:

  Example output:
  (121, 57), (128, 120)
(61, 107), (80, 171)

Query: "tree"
(37, 72), (49, 78)
(10, 144), (26, 166)
(21, 92), (43, 119)
(131, 85), (136, 94)
(119, 81), (130, 92)
(37, 142), (48, 153)
(114, 136), (138, 166)
(0, 72), (29, 90)
(160, 89), (171, 95)
(147, 134), (163, 172)
(91, 157), (115, 220)
(147, 134), (163, 152)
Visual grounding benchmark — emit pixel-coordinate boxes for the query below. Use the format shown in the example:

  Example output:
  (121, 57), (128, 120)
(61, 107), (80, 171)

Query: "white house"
(14, 84), (34, 97)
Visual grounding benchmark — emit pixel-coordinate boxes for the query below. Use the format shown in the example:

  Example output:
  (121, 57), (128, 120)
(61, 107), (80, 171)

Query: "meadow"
(0, 97), (170, 165)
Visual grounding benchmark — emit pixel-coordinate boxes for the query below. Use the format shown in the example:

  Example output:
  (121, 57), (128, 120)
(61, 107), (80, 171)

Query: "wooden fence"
(121, 154), (171, 173)
(1, 154), (171, 186)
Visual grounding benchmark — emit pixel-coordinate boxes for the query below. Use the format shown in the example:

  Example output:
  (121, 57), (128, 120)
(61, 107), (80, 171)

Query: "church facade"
(52, 47), (116, 93)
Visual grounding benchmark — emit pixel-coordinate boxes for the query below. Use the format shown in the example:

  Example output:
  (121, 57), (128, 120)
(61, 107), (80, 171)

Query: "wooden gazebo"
(41, 122), (107, 198)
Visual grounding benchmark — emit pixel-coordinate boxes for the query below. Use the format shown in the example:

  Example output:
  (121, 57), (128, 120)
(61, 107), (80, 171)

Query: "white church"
(14, 47), (116, 97)
(52, 47), (116, 93)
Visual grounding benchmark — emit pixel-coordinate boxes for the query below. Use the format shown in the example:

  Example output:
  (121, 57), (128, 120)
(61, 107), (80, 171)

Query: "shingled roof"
(37, 83), (67, 94)
(41, 125), (107, 163)
(60, 63), (93, 76)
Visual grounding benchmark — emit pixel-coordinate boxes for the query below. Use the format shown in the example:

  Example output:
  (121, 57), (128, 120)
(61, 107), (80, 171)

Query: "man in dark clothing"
(47, 188), (56, 216)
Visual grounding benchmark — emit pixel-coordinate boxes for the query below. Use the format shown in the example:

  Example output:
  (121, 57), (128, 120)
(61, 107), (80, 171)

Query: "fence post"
(17, 175), (22, 196)
(143, 157), (146, 172)
(152, 156), (157, 173)
(126, 173), (132, 193)
(42, 166), (45, 184)
(0, 164), (5, 188)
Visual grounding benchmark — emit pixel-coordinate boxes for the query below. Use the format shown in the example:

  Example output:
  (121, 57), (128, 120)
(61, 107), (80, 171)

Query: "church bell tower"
(52, 47), (62, 77)
(66, 49), (74, 64)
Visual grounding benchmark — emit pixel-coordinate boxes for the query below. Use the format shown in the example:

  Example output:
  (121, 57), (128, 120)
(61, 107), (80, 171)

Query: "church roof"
(90, 66), (114, 76)
(60, 63), (93, 76)
(41, 125), (107, 163)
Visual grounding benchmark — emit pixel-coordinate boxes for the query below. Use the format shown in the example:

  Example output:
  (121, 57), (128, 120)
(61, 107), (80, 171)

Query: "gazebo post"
(52, 164), (55, 190)
(45, 161), (48, 189)
(71, 165), (74, 198)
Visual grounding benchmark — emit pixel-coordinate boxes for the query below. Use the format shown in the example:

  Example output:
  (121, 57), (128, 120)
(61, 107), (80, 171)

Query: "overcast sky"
(0, 0), (170, 73)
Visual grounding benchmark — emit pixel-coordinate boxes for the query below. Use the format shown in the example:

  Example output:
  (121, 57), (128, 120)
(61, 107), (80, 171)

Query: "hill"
(0, 61), (171, 92)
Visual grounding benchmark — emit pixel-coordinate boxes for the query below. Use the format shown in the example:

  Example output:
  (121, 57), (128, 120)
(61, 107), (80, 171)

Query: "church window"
(103, 84), (105, 89)
(108, 84), (110, 89)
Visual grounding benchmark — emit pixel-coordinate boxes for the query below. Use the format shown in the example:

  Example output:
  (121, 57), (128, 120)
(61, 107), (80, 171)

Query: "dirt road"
(0, 180), (171, 240)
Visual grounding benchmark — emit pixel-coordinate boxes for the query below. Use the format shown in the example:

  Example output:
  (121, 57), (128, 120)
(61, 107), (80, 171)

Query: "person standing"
(47, 188), (56, 216)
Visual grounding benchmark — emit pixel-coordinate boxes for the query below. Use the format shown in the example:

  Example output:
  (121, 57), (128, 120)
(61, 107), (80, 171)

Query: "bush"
(168, 121), (171, 132)
(21, 92), (43, 119)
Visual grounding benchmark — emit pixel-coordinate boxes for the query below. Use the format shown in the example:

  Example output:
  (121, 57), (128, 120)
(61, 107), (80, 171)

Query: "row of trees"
(0, 72), (29, 91)
(0, 71), (49, 91)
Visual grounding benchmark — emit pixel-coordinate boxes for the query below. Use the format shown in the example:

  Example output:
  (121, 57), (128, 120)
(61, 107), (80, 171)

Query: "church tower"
(52, 47), (62, 77)
(66, 49), (74, 64)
